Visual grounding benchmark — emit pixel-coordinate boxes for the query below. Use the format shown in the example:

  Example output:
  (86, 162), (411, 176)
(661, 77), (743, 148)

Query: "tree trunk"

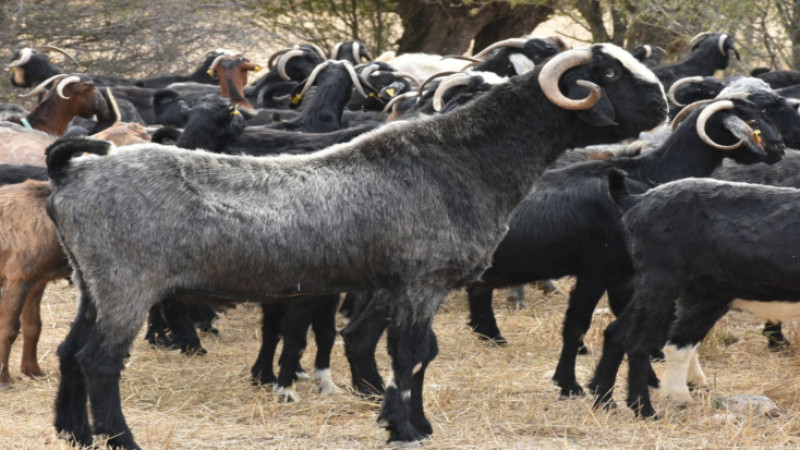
(395, 1), (554, 56)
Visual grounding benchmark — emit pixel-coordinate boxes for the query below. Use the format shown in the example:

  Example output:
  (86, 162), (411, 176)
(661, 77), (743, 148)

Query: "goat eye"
(604, 66), (620, 81)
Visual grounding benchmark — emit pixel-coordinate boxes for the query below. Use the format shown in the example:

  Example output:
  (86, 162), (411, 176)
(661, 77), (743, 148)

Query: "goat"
(590, 174), (800, 418)
(6, 46), (80, 88)
(0, 180), (71, 389)
(653, 32), (739, 90)
(331, 40), (372, 64)
(44, 45), (666, 449)
(271, 60), (380, 133)
(247, 44), (327, 108)
(756, 69), (800, 89)
(175, 95), (380, 155)
(207, 54), (262, 109)
(632, 44), (666, 68)
(665, 76), (725, 117)
(6, 74), (119, 137)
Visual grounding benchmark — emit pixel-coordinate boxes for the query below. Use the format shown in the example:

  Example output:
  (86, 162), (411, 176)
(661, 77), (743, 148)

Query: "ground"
(2, 278), (800, 449)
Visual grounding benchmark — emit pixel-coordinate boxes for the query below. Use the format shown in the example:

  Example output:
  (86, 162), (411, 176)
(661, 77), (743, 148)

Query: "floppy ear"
(287, 81), (307, 109)
(566, 81), (618, 126)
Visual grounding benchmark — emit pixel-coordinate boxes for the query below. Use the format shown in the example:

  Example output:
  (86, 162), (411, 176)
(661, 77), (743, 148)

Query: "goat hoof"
(558, 383), (585, 398)
(577, 342), (589, 355)
(21, 367), (46, 379)
(477, 333), (507, 346)
(276, 387), (300, 403)
(181, 345), (207, 356)
(767, 340), (790, 352)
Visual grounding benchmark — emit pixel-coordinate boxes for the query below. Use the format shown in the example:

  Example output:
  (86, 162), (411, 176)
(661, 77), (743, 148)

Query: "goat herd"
(2, 30), (800, 448)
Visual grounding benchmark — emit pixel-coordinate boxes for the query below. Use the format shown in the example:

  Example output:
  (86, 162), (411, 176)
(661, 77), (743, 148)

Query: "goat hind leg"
(311, 294), (340, 394)
(341, 291), (388, 397)
(275, 303), (312, 402)
(54, 291), (95, 447)
(0, 282), (31, 388)
(20, 280), (47, 378)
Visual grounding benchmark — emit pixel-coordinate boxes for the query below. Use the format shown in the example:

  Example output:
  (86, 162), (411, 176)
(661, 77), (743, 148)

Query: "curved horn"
(687, 32), (712, 50)
(277, 49), (306, 81)
(307, 43), (328, 61)
(207, 53), (242, 78)
(268, 48), (293, 69)
(341, 61), (371, 99)
(18, 73), (68, 98)
(667, 76), (704, 106)
(655, 46), (667, 55)
(696, 100), (742, 150)
(717, 34), (729, 56)
(7, 48), (33, 68)
(352, 41), (362, 63)
(473, 38), (529, 60)
(432, 72), (473, 111)
(670, 99), (714, 131)
(331, 42), (343, 60)
(105, 87), (121, 125)
(419, 71), (460, 95)
(380, 91), (418, 118)
(297, 60), (332, 98)
(393, 72), (420, 88)
(36, 45), (81, 66)
(643, 45), (653, 59)
(539, 48), (602, 111)
(56, 75), (82, 100)
(359, 63), (381, 79)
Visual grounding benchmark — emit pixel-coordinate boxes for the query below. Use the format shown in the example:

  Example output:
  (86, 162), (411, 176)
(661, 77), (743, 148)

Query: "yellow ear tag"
(385, 88), (396, 97)
(753, 129), (762, 145)
(50, 58), (56, 63)
(369, 92), (378, 98)
(253, 65), (263, 72)
(291, 94), (303, 105)
(8, 67), (14, 73)
(207, 70), (214, 76)
(231, 109), (241, 116)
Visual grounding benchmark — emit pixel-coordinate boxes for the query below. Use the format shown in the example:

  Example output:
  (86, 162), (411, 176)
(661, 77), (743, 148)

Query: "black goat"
(653, 32), (739, 90)
(756, 69), (800, 89)
(632, 44), (665, 68)
(274, 60), (380, 133)
(247, 44), (327, 108)
(175, 95), (380, 155)
(45, 45), (666, 448)
(590, 174), (800, 418)
(331, 39), (371, 64)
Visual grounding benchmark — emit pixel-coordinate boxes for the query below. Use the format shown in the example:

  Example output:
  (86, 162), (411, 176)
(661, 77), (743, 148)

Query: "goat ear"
(722, 115), (768, 158)
(564, 79), (618, 126)
(288, 82), (307, 109)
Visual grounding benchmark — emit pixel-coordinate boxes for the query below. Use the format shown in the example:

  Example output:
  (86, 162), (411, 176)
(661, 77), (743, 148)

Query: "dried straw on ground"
(2, 279), (800, 449)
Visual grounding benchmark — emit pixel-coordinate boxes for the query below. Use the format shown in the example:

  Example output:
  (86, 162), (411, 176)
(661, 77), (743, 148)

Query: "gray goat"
(45, 44), (666, 449)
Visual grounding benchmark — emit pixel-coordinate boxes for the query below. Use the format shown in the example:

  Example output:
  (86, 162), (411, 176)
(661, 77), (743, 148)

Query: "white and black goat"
(590, 173), (800, 418)
(44, 45), (666, 449)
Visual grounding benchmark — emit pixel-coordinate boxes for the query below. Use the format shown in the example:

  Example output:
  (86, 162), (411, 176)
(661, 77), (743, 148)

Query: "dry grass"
(3, 278), (800, 449)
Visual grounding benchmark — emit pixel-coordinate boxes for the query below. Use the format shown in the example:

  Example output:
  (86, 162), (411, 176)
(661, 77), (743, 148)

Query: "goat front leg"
(341, 291), (388, 397)
(311, 294), (340, 394)
(251, 303), (284, 386)
(20, 280), (48, 378)
(378, 287), (445, 444)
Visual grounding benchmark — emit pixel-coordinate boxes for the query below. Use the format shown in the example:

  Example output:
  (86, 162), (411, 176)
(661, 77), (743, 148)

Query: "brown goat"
(210, 54), (260, 109)
(0, 121), (150, 166)
(0, 180), (70, 388)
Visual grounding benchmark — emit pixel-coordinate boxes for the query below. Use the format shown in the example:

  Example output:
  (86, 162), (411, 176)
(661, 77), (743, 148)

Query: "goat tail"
(46, 137), (111, 183)
(607, 168), (640, 212)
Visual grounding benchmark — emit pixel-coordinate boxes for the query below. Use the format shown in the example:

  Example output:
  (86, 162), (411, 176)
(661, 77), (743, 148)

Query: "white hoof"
(275, 386), (300, 403)
(313, 368), (340, 394)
